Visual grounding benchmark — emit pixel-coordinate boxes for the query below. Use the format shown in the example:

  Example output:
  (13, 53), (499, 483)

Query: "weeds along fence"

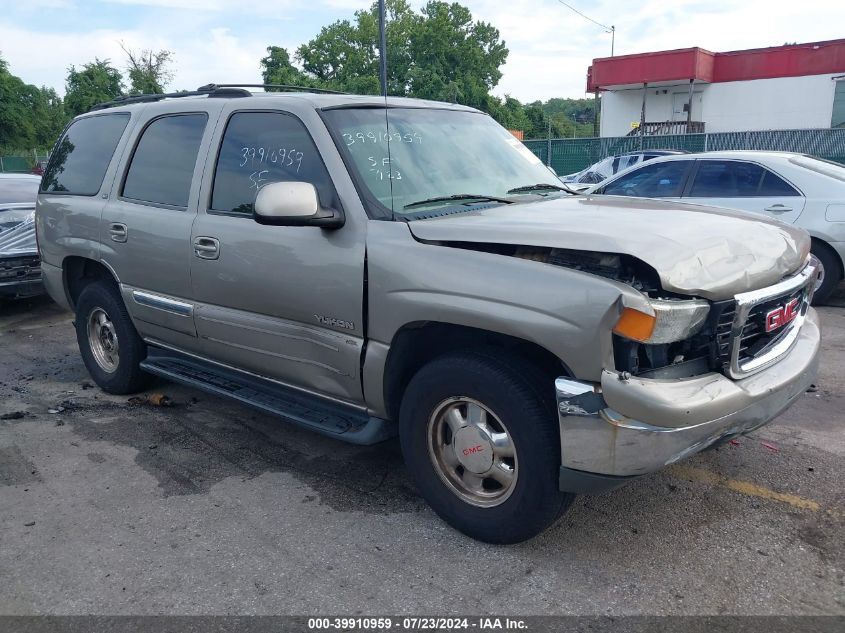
(524, 128), (845, 176)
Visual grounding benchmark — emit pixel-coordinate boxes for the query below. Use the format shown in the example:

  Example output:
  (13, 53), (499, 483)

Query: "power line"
(555, 0), (615, 56)
(555, 0), (613, 32)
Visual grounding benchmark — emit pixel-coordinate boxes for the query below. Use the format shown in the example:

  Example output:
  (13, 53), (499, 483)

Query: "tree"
(296, 0), (417, 95)
(64, 59), (123, 116)
(407, 2), (508, 109)
(260, 46), (312, 87)
(292, 0), (506, 103)
(1, 53), (67, 149)
(121, 43), (174, 94)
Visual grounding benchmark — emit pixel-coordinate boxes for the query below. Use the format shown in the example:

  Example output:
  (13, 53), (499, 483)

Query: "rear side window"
(122, 113), (208, 208)
(211, 111), (336, 215)
(601, 160), (692, 197)
(688, 160), (800, 197)
(40, 114), (129, 195)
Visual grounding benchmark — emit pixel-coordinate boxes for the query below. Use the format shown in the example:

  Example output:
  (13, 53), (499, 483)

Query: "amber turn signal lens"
(613, 307), (656, 342)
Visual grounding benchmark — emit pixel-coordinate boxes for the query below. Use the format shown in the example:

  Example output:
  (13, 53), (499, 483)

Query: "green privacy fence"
(524, 128), (845, 176)
(0, 153), (50, 173)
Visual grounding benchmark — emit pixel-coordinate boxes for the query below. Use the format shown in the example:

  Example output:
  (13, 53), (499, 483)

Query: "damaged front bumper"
(556, 308), (821, 494)
(0, 211), (42, 298)
(0, 254), (42, 297)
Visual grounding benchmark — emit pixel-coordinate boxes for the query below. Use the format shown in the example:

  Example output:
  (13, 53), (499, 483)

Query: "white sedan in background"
(585, 151), (845, 303)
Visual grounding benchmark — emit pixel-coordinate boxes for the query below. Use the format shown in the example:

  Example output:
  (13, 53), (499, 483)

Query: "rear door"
(101, 102), (222, 343)
(683, 159), (805, 223)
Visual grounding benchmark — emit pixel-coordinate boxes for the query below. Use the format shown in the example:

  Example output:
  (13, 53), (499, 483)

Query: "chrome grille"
(723, 257), (820, 379)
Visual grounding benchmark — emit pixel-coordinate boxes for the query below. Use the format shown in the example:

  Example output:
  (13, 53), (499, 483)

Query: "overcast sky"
(1, 0), (844, 102)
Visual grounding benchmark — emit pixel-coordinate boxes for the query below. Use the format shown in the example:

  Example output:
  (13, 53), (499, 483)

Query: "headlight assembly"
(613, 298), (710, 344)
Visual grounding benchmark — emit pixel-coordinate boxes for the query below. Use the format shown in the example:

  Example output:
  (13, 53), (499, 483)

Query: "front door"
(672, 91), (702, 121)
(101, 106), (219, 342)
(189, 107), (366, 404)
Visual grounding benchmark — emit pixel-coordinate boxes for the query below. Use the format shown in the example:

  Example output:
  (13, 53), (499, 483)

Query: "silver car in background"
(0, 173), (42, 299)
(585, 151), (845, 303)
(560, 149), (688, 192)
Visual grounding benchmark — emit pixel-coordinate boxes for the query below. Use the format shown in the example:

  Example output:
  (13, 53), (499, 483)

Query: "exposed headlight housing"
(613, 299), (710, 344)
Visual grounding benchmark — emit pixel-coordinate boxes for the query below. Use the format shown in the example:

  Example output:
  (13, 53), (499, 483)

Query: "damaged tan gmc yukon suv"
(36, 86), (822, 543)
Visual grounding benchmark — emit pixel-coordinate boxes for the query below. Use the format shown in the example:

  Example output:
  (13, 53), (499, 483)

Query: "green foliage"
(293, 0), (507, 105)
(0, 52), (67, 152)
(483, 95), (599, 139)
(406, 1), (507, 108)
(260, 46), (326, 90)
(276, 0), (594, 137)
(295, 0), (415, 95)
(65, 58), (123, 116)
(121, 44), (174, 95)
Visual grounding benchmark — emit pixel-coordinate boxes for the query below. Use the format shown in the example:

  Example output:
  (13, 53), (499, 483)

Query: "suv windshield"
(323, 107), (562, 218)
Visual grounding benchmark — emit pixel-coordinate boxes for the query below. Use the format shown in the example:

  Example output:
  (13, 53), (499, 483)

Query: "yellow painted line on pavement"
(667, 464), (822, 512)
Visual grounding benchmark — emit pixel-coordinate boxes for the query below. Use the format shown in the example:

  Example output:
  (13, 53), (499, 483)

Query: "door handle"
(193, 236), (220, 260)
(109, 223), (128, 243)
(764, 204), (792, 213)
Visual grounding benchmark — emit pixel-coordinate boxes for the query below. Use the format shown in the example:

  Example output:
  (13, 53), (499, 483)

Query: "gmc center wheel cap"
(452, 425), (494, 473)
(427, 397), (518, 507)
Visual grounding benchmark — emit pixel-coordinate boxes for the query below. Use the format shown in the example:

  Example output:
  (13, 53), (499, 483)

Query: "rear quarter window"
(40, 113), (130, 195)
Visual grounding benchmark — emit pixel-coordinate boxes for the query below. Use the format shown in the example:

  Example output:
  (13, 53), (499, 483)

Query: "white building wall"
(600, 74), (839, 137)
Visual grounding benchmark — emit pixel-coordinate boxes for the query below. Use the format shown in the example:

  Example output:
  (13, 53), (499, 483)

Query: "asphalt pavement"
(0, 288), (843, 615)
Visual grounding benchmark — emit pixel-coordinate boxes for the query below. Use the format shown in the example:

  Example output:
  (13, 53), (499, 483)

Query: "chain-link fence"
(0, 152), (51, 173)
(524, 128), (845, 176)
(5, 129), (845, 177)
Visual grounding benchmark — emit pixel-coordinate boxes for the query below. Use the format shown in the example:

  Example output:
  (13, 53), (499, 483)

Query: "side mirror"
(253, 181), (344, 228)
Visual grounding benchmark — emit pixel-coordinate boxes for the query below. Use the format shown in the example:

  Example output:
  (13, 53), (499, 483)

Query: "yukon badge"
(314, 314), (355, 330)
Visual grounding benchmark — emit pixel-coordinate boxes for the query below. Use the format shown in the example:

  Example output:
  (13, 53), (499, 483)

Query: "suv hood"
(406, 196), (810, 300)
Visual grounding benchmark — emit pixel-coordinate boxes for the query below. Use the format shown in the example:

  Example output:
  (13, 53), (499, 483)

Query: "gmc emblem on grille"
(765, 298), (800, 333)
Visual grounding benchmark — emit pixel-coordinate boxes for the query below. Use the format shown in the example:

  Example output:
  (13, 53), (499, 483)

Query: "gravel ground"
(0, 288), (843, 616)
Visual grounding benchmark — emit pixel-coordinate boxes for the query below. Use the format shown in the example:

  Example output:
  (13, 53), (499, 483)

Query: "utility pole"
(610, 25), (615, 56)
(378, 0), (388, 96)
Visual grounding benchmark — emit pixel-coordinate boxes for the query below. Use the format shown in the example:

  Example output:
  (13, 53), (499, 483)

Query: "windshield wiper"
(403, 194), (514, 210)
(507, 183), (576, 195)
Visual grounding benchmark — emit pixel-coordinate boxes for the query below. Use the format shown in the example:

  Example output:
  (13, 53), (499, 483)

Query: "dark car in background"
(560, 149), (689, 192)
(0, 174), (42, 299)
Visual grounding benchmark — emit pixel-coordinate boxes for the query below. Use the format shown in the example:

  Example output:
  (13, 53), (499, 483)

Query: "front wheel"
(75, 280), (153, 395)
(399, 351), (574, 543)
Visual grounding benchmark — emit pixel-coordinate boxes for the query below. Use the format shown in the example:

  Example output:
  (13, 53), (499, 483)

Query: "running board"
(140, 348), (394, 445)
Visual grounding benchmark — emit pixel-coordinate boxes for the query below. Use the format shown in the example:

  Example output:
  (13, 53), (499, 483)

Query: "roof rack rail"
(201, 83), (347, 95)
(88, 84), (255, 111)
(88, 82), (346, 111)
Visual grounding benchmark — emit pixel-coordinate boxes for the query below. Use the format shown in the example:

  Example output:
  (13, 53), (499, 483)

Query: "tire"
(399, 351), (575, 544)
(811, 241), (842, 306)
(75, 280), (153, 395)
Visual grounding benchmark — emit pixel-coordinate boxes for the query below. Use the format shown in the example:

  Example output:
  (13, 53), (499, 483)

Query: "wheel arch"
(379, 320), (571, 422)
(810, 236), (844, 281)
(63, 256), (120, 310)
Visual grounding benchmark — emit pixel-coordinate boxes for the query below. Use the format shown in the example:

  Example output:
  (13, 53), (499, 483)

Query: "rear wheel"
(75, 281), (152, 394)
(811, 241), (842, 306)
(399, 351), (574, 543)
